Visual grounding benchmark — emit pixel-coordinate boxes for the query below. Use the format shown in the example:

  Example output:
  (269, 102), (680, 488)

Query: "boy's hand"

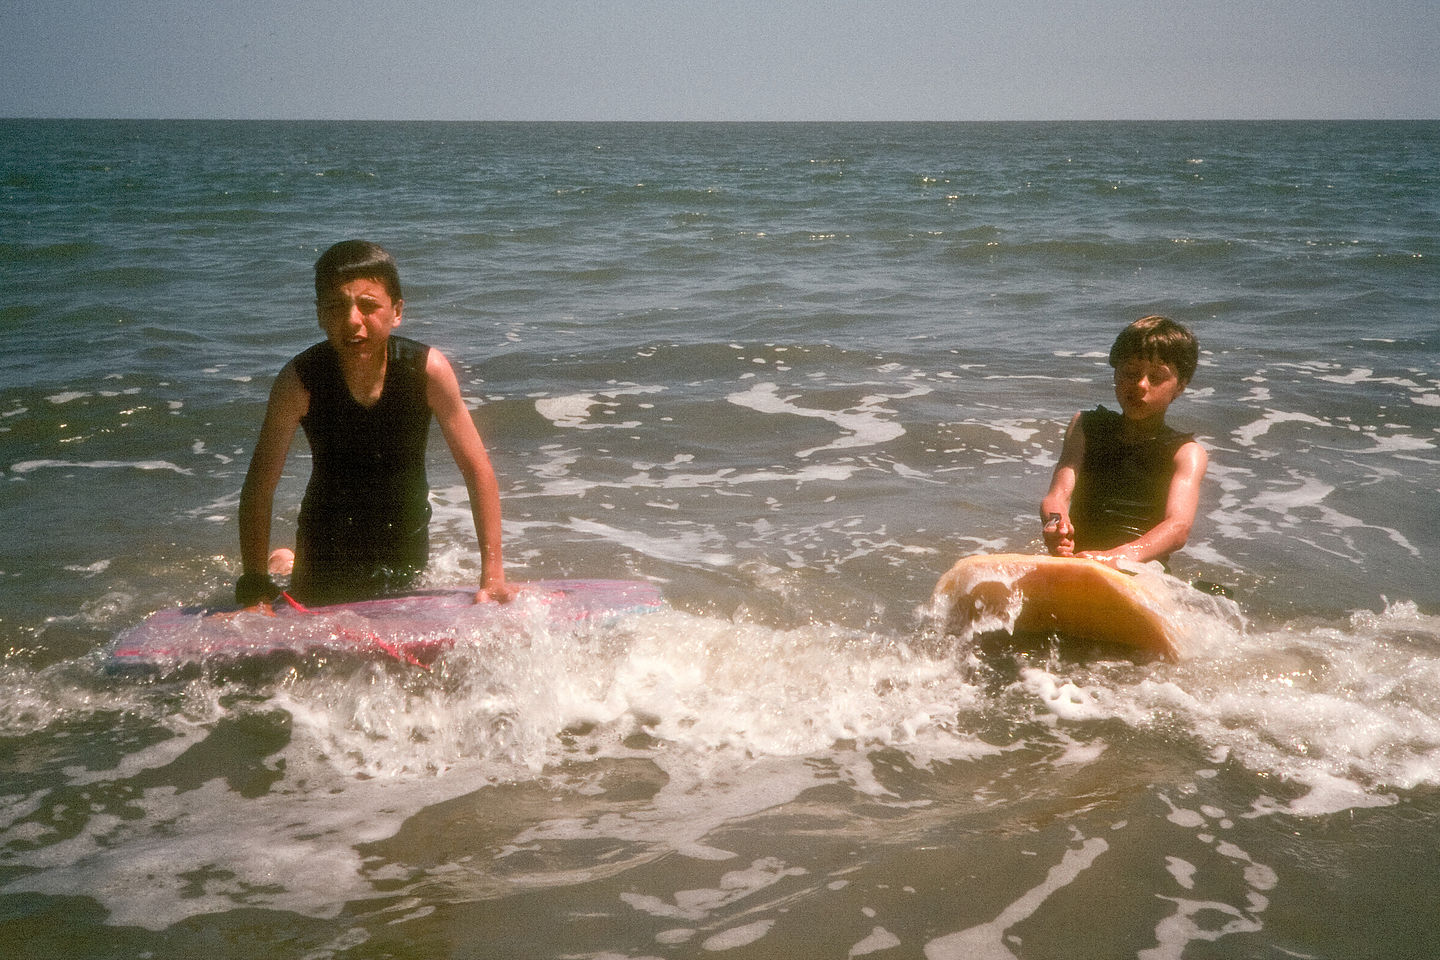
(476, 578), (515, 604)
(1042, 513), (1075, 557)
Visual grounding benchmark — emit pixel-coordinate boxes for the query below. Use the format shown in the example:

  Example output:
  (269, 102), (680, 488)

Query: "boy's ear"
(392, 298), (403, 326)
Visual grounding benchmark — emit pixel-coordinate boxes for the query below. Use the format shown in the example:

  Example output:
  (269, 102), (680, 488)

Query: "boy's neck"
(336, 338), (390, 407)
(1119, 411), (1168, 441)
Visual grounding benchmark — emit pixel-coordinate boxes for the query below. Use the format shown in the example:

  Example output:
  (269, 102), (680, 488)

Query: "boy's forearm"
(237, 482), (273, 576)
(477, 512), (504, 585)
(464, 465), (505, 585)
(1097, 516), (1192, 566)
(1145, 515), (1195, 559)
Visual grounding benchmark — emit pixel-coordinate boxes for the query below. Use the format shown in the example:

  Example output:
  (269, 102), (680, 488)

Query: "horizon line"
(5, 115), (1437, 124)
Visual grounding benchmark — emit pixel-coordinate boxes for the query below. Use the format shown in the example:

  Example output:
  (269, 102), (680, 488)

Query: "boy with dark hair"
(237, 240), (509, 607)
(1041, 315), (1207, 568)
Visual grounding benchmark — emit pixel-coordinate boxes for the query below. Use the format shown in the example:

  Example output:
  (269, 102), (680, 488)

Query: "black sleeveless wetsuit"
(289, 335), (433, 605)
(1070, 406), (1192, 559)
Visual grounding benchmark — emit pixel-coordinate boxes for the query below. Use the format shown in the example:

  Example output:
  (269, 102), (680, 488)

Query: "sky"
(2, 0), (1436, 121)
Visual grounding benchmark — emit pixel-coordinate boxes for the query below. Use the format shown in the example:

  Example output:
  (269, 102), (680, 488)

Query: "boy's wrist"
(236, 572), (283, 606)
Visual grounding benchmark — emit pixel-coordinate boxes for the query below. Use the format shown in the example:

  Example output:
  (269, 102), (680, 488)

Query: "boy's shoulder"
(293, 340), (335, 379)
(390, 335), (432, 373)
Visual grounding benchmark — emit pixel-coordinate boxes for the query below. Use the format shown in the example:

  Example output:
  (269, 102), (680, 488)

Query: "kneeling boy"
(1040, 315), (1207, 568)
(237, 240), (509, 607)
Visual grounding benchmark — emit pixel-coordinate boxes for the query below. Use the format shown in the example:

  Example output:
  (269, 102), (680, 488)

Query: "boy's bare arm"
(238, 362), (306, 582)
(427, 348), (510, 602)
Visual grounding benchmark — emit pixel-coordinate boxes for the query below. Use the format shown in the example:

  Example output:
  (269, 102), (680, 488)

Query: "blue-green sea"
(2, 120), (1438, 959)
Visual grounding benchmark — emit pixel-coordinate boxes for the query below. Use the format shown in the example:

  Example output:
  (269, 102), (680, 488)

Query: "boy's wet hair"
(314, 240), (403, 304)
(1109, 315), (1199, 384)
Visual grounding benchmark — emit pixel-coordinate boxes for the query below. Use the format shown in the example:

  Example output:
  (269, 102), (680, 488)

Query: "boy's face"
(1113, 354), (1186, 422)
(317, 277), (402, 359)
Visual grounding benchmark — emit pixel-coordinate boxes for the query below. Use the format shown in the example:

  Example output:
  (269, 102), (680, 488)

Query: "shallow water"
(1, 120), (1438, 958)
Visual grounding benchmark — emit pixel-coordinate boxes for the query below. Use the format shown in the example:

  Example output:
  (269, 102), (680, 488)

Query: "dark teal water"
(1, 121), (1438, 958)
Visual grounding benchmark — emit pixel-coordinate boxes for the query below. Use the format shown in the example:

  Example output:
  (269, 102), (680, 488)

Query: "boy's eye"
(1118, 361), (1173, 384)
(320, 298), (387, 315)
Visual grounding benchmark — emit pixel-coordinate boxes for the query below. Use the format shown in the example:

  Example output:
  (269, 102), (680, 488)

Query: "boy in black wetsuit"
(1040, 316), (1207, 569)
(236, 240), (510, 607)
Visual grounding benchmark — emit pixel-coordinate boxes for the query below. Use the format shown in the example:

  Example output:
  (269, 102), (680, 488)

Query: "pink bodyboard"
(107, 579), (665, 671)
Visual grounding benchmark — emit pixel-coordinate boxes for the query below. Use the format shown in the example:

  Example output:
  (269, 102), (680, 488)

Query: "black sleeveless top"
(294, 335), (433, 546)
(1071, 406), (1192, 554)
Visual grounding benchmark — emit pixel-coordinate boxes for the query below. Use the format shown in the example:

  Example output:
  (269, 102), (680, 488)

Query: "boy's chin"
(1120, 406), (1165, 423)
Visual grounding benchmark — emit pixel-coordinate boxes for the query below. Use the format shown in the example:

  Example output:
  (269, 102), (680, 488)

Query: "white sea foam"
(725, 381), (921, 457)
(924, 832), (1109, 960)
(1347, 430), (1434, 454)
(1315, 366), (1375, 385)
(618, 462), (860, 490)
(1232, 410), (1328, 448)
(1006, 599), (1440, 817)
(8, 458), (193, 475)
(534, 384), (666, 429)
(10, 608), (987, 924)
(7, 777), (375, 928)
(1228, 468), (1422, 559)
(449, 453), (863, 508)
(851, 926), (903, 956)
(3, 584), (1436, 933)
(564, 518), (736, 568)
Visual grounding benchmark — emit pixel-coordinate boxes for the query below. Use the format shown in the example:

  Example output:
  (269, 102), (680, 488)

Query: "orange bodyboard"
(933, 554), (1184, 659)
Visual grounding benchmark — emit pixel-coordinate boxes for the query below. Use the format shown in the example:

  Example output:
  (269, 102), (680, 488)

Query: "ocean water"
(1, 120), (1437, 958)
